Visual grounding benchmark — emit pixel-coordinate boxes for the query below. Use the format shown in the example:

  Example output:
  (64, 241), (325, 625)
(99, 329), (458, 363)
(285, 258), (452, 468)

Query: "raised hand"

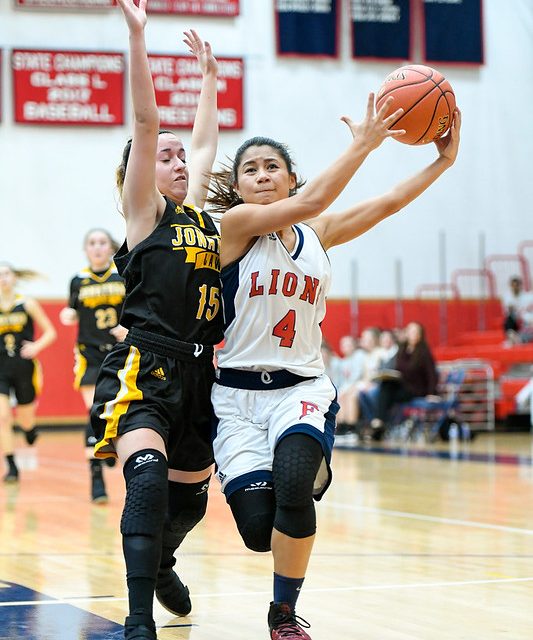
(117, 0), (147, 34)
(341, 93), (406, 152)
(434, 108), (461, 165)
(183, 29), (218, 77)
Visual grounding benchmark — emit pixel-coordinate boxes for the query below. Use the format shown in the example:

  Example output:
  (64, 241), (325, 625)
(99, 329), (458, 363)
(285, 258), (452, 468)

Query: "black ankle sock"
(90, 459), (102, 475)
(6, 454), (17, 470)
(127, 577), (156, 619)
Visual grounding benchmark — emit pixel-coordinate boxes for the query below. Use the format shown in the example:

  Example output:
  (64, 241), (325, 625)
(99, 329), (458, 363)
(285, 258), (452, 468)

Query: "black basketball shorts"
(73, 343), (110, 389)
(90, 342), (215, 471)
(0, 355), (42, 405)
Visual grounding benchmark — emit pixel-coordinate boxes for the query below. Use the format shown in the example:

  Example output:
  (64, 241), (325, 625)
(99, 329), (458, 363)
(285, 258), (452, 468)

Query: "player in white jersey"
(208, 101), (461, 639)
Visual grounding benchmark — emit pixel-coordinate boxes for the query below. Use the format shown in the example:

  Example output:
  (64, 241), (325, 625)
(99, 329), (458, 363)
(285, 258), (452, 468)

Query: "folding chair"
(394, 368), (466, 442)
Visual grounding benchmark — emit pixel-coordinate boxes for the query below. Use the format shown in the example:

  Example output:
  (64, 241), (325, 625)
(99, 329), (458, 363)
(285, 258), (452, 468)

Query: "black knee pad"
(121, 449), (169, 537)
(228, 482), (275, 552)
(166, 476), (210, 537)
(159, 477), (211, 571)
(272, 433), (323, 539)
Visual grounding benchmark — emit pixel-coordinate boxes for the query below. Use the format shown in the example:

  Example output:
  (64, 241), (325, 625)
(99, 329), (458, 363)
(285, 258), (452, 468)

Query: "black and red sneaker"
(268, 602), (312, 639)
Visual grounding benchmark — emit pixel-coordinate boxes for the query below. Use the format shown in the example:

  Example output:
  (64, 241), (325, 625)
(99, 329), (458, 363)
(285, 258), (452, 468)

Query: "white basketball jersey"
(217, 223), (331, 377)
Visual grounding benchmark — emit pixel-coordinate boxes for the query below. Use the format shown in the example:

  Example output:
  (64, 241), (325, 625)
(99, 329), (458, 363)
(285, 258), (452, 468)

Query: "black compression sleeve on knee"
(228, 482), (275, 552)
(121, 449), (168, 582)
(272, 433), (323, 539)
(159, 477), (210, 571)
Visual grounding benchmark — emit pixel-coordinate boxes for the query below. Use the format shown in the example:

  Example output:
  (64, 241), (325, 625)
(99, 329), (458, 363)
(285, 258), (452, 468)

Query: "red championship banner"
(12, 49), (125, 126)
(149, 54), (243, 130)
(147, 0), (239, 15)
(15, 0), (116, 7)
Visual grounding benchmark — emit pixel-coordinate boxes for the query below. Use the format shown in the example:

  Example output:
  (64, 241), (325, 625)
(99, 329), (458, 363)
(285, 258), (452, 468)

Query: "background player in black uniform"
(89, 2), (222, 638)
(0, 263), (56, 482)
(59, 229), (126, 503)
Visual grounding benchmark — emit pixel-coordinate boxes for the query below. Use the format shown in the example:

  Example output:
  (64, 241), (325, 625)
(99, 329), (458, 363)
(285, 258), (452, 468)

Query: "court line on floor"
(1, 575), (532, 608)
(325, 502), (533, 535)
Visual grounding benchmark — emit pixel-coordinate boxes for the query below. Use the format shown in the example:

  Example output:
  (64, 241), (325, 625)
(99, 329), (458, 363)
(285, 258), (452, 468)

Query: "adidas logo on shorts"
(150, 367), (167, 381)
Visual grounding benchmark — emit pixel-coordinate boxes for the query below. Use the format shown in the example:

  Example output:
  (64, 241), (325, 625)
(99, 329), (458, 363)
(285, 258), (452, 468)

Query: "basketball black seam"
(412, 81), (451, 144)
(379, 76), (446, 126)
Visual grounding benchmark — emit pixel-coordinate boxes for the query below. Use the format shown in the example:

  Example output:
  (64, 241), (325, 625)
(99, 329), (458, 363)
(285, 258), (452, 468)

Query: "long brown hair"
(115, 130), (176, 198)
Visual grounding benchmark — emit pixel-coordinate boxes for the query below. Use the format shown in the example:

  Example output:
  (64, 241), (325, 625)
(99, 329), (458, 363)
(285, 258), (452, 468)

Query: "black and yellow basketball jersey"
(115, 198), (223, 345)
(69, 264), (126, 348)
(0, 295), (34, 357)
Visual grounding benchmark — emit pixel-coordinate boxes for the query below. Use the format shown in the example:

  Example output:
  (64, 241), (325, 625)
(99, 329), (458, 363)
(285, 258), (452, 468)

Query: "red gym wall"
(35, 298), (503, 425)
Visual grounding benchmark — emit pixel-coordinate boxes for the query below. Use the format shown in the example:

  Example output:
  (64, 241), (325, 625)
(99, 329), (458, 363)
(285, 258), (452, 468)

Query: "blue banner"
(276, 0), (339, 58)
(351, 0), (411, 61)
(423, 0), (484, 64)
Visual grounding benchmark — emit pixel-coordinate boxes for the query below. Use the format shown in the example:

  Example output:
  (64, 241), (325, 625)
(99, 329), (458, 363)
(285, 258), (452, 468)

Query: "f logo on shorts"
(300, 401), (319, 419)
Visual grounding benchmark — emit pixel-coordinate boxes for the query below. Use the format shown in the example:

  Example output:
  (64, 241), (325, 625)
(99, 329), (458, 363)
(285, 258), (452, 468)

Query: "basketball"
(376, 64), (456, 145)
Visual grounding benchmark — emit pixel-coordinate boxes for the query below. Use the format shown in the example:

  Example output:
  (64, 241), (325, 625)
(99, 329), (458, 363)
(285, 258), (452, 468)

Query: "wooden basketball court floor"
(1, 429), (533, 639)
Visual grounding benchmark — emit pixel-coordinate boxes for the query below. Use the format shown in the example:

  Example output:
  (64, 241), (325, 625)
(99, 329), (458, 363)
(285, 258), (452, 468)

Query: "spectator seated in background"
(334, 334), (366, 444)
(358, 329), (399, 424)
(336, 328), (384, 444)
(369, 321), (439, 439)
(321, 339), (341, 388)
(503, 276), (533, 345)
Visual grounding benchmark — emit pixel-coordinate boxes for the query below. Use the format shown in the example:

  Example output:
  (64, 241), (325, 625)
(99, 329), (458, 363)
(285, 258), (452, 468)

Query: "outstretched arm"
(183, 30), (219, 209)
(221, 94), (404, 262)
(311, 109), (461, 250)
(117, 0), (165, 249)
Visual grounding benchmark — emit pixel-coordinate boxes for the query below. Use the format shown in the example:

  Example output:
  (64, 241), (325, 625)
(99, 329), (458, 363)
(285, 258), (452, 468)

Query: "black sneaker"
(155, 568), (191, 616)
(3, 467), (19, 484)
(91, 462), (108, 504)
(23, 427), (39, 446)
(268, 602), (312, 640)
(124, 613), (157, 640)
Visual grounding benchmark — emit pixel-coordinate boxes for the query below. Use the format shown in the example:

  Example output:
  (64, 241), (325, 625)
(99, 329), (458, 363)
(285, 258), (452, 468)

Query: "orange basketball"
(376, 64), (456, 145)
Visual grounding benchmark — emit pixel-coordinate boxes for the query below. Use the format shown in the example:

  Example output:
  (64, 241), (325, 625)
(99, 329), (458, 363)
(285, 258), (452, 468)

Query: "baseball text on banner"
(147, 0), (239, 15)
(423, 0), (484, 65)
(275, 0), (339, 58)
(12, 50), (125, 125)
(15, 0), (116, 8)
(149, 54), (244, 130)
(351, 0), (411, 61)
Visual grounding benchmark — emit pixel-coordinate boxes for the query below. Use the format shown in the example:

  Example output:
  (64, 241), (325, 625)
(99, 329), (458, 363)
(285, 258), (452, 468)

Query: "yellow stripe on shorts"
(32, 360), (43, 396)
(94, 346), (143, 459)
(73, 347), (87, 391)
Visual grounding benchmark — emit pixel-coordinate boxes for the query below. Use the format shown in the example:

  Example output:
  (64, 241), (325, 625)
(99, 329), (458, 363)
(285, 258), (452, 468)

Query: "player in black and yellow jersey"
(60, 229), (126, 504)
(89, 4), (222, 638)
(0, 263), (56, 482)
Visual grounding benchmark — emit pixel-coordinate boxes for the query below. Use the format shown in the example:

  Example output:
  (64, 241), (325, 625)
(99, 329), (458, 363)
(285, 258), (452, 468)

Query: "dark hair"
(83, 228), (120, 254)
(398, 322), (430, 366)
(116, 130), (176, 197)
(206, 136), (306, 215)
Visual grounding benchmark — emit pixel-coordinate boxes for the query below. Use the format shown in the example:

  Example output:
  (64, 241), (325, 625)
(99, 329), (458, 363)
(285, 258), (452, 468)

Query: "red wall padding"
(34, 298), (504, 423)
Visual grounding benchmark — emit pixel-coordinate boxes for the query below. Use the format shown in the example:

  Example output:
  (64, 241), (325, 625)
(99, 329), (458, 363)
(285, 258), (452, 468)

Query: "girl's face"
(155, 133), (189, 204)
(379, 331), (394, 350)
(85, 231), (114, 270)
(405, 322), (422, 346)
(0, 266), (16, 293)
(360, 329), (378, 351)
(235, 145), (296, 206)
